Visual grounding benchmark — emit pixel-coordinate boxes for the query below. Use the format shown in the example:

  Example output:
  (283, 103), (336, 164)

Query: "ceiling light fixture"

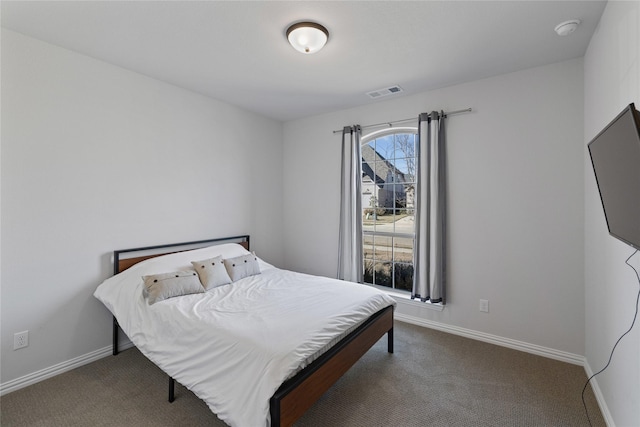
(554, 19), (581, 36)
(286, 21), (329, 54)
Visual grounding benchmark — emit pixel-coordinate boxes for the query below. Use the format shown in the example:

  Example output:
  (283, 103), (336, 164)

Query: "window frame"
(361, 126), (418, 294)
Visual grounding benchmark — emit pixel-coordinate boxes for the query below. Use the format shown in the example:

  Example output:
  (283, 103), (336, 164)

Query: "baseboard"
(582, 360), (615, 426)
(394, 312), (586, 365)
(0, 340), (134, 396)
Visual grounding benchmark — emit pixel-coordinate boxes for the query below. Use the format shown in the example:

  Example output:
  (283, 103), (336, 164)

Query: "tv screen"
(588, 103), (640, 251)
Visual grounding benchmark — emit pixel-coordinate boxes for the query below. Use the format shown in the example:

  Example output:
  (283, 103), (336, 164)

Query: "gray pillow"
(191, 255), (232, 290)
(223, 253), (261, 282)
(142, 270), (204, 305)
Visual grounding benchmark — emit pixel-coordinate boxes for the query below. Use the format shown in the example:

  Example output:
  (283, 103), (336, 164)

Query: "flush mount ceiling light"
(286, 21), (329, 54)
(554, 19), (581, 36)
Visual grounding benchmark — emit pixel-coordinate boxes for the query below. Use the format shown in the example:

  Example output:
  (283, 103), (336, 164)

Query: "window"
(361, 128), (417, 292)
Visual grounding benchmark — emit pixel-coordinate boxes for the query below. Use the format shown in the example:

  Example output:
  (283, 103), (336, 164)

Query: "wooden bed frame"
(110, 235), (394, 427)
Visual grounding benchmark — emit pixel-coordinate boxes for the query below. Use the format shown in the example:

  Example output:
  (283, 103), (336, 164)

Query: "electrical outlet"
(14, 330), (29, 350)
(479, 299), (489, 313)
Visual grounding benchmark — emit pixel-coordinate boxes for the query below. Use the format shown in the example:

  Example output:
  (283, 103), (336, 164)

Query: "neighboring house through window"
(361, 128), (417, 292)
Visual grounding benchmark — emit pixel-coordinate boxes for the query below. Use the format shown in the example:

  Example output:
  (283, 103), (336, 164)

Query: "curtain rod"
(332, 107), (472, 134)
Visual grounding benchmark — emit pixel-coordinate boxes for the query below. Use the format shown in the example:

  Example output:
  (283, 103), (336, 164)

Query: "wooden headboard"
(113, 235), (250, 275)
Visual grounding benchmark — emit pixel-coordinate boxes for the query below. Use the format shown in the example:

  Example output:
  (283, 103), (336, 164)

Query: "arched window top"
(362, 126), (418, 144)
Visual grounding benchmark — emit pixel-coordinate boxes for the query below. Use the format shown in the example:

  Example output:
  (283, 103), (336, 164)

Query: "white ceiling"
(1, 1), (607, 122)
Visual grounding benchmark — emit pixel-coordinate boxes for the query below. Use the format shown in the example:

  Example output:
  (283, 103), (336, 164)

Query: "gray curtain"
(337, 125), (364, 283)
(413, 112), (447, 303)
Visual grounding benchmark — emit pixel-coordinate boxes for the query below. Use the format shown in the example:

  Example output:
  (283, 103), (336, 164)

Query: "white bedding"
(94, 243), (396, 427)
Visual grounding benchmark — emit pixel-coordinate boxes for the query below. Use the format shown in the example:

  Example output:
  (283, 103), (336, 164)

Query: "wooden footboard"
(270, 305), (394, 427)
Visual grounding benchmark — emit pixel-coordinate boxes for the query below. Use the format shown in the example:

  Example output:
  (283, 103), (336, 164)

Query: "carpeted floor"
(0, 321), (604, 426)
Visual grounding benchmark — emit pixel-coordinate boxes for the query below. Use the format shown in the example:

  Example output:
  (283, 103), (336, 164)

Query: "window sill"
(384, 289), (445, 311)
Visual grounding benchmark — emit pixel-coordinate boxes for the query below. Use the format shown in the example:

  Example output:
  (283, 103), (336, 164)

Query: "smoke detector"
(555, 20), (581, 36)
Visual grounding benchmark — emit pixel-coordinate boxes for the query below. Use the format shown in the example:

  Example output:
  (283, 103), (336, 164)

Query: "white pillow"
(224, 253), (261, 282)
(142, 270), (204, 305)
(191, 255), (232, 290)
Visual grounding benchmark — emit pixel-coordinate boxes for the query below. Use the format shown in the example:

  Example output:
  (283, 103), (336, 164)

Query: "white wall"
(0, 29), (283, 384)
(283, 58), (585, 356)
(584, 2), (640, 425)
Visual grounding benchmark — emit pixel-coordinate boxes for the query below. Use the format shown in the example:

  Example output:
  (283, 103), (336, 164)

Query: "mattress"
(94, 243), (396, 427)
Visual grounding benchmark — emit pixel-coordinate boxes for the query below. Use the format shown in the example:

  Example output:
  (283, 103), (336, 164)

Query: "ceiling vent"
(366, 85), (403, 99)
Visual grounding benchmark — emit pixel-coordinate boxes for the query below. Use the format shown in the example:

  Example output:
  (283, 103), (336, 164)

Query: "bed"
(94, 235), (396, 427)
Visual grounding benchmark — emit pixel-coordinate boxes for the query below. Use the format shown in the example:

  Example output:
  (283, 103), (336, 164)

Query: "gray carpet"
(0, 321), (604, 426)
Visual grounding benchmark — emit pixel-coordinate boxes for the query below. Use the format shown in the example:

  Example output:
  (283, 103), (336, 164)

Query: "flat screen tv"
(588, 103), (640, 251)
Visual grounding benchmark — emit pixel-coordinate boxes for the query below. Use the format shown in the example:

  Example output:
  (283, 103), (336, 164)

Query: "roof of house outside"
(361, 144), (407, 186)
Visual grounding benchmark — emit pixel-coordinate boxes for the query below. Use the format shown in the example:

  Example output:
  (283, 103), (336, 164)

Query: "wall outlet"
(14, 330), (29, 350)
(479, 299), (489, 313)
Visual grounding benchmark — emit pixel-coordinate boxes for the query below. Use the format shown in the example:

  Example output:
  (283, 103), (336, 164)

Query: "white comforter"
(94, 244), (396, 427)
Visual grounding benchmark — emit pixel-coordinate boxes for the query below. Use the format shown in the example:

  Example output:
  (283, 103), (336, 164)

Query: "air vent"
(366, 85), (404, 99)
